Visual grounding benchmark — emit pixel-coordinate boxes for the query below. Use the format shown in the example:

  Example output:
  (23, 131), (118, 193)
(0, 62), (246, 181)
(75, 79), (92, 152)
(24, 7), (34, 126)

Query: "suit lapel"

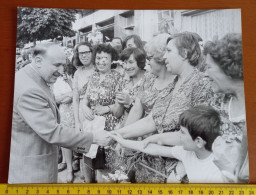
(23, 65), (60, 120)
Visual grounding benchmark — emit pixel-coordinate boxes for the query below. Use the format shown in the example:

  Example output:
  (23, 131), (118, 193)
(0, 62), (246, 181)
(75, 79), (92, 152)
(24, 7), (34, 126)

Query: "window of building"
(157, 10), (174, 32)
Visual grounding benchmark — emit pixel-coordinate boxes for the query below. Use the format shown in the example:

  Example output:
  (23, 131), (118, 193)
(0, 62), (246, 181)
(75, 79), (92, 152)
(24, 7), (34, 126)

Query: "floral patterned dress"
(133, 73), (177, 183)
(147, 68), (214, 182)
(86, 70), (124, 170)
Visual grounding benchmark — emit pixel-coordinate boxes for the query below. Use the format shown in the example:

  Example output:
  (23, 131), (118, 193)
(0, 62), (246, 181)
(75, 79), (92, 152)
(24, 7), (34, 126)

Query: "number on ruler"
(56, 189), (59, 194)
(168, 190), (173, 194)
(5, 189), (8, 194)
(26, 189), (29, 194)
(250, 191), (255, 195)
(98, 190), (100, 194)
(77, 189), (80, 194)
(229, 191), (234, 195)
(138, 190), (142, 194)
(239, 191), (244, 195)
(46, 189), (49, 194)
(199, 190), (204, 194)
(148, 190), (152, 194)
(158, 190), (163, 194)
(219, 191), (223, 195)
(117, 189), (121, 194)
(209, 190), (214, 195)
(128, 190), (132, 194)
(87, 190), (90, 194)
(189, 190), (193, 194)
(178, 190), (183, 194)
(107, 190), (112, 194)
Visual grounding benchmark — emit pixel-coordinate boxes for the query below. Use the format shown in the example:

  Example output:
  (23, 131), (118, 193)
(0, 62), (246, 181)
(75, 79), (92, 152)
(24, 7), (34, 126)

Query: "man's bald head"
(32, 43), (67, 84)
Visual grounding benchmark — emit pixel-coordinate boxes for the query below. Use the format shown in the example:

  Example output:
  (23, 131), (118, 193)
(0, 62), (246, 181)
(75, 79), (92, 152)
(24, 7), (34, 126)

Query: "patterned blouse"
(86, 70), (123, 131)
(138, 72), (176, 117)
(152, 68), (214, 134)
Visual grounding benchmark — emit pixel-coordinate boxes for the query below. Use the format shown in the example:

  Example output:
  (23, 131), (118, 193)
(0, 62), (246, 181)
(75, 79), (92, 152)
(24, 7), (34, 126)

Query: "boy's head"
(178, 105), (221, 152)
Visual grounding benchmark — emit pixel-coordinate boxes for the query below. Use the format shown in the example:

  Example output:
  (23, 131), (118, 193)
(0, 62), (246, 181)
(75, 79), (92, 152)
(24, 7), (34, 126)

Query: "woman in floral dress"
(121, 33), (177, 183)
(83, 44), (124, 182)
(115, 32), (214, 183)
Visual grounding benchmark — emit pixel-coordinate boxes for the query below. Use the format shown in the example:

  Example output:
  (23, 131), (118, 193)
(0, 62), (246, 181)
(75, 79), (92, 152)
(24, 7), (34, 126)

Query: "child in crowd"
(110, 105), (227, 183)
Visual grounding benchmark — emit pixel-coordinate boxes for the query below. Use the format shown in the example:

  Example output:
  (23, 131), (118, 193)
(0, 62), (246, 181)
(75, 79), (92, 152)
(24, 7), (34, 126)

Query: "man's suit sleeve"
(16, 88), (93, 153)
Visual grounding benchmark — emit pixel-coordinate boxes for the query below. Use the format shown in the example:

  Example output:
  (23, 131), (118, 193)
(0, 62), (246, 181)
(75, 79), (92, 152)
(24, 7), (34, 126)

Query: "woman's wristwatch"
(124, 101), (134, 112)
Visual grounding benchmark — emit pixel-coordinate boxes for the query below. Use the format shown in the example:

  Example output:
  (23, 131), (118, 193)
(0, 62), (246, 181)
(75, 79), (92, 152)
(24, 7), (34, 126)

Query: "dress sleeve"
(191, 76), (214, 106)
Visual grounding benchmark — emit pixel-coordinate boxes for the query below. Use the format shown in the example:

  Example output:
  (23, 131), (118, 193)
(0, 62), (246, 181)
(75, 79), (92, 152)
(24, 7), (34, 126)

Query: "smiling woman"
(82, 44), (125, 182)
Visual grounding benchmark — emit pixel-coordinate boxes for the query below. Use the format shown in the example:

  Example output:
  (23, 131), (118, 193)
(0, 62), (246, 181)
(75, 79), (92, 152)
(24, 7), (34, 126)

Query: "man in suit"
(8, 43), (110, 183)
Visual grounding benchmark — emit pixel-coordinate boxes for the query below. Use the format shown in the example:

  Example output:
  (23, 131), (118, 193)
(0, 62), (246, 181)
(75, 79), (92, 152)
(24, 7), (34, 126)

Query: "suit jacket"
(8, 65), (93, 183)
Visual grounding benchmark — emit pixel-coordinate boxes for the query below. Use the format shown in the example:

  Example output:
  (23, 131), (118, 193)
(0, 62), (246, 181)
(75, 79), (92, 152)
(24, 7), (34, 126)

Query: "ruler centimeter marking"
(0, 184), (255, 195)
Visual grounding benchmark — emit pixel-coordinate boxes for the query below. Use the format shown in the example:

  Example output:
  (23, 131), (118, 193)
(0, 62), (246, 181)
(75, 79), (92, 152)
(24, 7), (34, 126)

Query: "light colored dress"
(53, 75), (74, 128)
(73, 66), (95, 122)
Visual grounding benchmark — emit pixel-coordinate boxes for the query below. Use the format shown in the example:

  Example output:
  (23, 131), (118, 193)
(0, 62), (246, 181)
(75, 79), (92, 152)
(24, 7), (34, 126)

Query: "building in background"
(63, 9), (241, 46)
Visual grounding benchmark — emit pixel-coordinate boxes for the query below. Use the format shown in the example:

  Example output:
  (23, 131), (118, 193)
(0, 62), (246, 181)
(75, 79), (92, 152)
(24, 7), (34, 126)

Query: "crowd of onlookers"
(15, 31), (248, 184)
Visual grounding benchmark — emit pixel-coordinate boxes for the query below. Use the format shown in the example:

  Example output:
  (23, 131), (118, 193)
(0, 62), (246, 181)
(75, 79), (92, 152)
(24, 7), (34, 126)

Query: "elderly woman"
(125, 33), (176, 126)
(118, 33), (177, 183)
(114, 32), (214, 182)
(204, 33), (248, 183)
(83, 44), (124, 182)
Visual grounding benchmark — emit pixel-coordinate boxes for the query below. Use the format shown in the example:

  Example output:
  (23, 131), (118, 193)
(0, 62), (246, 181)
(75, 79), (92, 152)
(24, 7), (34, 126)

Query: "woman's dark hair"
(123, 34), (144, 51)
(112, 37), (123, 45)
(120, 47), (146, 70)
(73, 42), (93, 67)
(92, 44), (119, 65)
(203, 33), (243, 80)
(167, 32), (201, 67)
(179, 105), (221, 152)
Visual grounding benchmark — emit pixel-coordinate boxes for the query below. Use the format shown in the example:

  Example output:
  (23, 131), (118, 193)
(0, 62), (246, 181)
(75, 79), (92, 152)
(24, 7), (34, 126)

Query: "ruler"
(0, 184), (255, 195)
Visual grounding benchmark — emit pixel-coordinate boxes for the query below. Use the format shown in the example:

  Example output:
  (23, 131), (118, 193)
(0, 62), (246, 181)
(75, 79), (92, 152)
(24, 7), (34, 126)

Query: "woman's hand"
(84, 106), (95, 121)
(94, 105), (110, 115)
(109, 131), (125, 146)
(116, 92), (131, 106)
(142, 136), (158, 149)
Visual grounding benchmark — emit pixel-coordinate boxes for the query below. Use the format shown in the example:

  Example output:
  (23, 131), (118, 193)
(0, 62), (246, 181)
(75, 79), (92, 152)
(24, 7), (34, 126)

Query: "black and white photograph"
(9, 8), (249, 184)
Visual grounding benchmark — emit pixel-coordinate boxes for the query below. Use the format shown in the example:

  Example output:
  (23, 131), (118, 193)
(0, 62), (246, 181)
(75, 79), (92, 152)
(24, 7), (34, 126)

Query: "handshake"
(93, 130), (154, 150)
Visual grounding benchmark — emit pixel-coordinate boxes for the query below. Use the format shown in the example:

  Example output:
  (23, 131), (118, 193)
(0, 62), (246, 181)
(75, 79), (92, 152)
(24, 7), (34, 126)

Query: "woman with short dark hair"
(82, 43), (124, 182)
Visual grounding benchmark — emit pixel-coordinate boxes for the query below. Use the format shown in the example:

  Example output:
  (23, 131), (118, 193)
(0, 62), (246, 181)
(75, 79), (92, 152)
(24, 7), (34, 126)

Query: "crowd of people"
(13, 31), (248, 184)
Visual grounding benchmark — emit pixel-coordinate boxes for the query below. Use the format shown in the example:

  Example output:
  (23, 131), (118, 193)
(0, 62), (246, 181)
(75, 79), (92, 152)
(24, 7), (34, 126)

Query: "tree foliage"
(17, 7), (77, 45)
